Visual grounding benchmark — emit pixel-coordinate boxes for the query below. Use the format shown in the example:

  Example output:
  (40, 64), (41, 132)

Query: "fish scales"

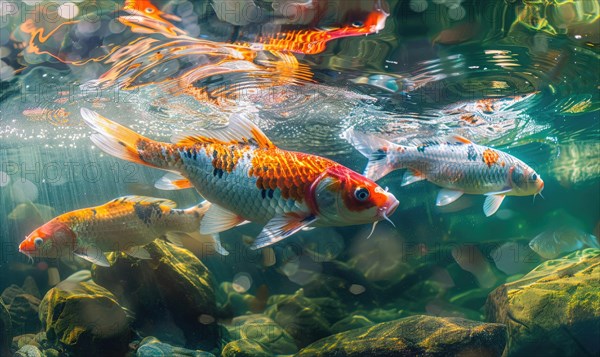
(139, 138), (336, 223)
(394, 143), (515, 193)
(66, 200), (200, 251)
(81, 108), (398, 249)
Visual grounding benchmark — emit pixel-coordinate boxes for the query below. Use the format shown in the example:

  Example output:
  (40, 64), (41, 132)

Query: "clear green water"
(0, 0), (598, 356)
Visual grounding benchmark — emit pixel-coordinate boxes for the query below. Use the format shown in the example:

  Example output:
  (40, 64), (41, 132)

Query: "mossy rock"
(14, 344), (43, 357)
(1, 284), (24, 305)
(135, 336), (215, 357)
(330, 315), (374, 334)
(227, 314), (297, 354)
(486, 248), (600, 356)
(221, 339), (272, 357)
(12, 332), (46, 350)
(296, 315), (507, 357)
(217, 282), (255, 316)
(92, 240), (218, 350)
(264, 289), (331, 348)
(0, 300), (11, 356)
(9, 294), (41, 335)
(38, 280), (130, 356)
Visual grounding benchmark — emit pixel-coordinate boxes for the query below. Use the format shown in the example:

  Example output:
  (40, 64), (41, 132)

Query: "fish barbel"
(80, 108), (399, 249)
(344, 130), (544, 216)
(18, 196), (226, 266)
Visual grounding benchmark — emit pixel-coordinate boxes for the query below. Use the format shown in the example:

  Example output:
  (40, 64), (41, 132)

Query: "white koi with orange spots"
(345, 130), (544, 216)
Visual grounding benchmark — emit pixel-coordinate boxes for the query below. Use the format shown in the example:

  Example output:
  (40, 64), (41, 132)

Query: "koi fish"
(80, 108), (399, 249)
(529, 227), (599, 259)
(248, 5), (388, 54)
(344, 130), (544, 216)
(18, 196), (227, 267)
(120, 0), (185, 36)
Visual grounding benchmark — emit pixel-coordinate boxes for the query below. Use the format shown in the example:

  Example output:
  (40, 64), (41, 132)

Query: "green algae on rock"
(217, 282), (256, 316)
(330, 315), (374, 334)
(486, 248), (600, 356)
(136, 336), (215, 357)
(296, 315), (507, 357)
(221, 339), (272, 357)
(264, 289), (332, 348)
(92, 240), (218, 350)
(38, 280), (131, 356)
(227, 314), (297, 354)
(14, 344), (43, 357)
(12, 332), (46, 350)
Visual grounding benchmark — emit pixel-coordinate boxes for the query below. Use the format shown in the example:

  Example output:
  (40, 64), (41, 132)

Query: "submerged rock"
(221, 339), (272, 357)
(136, 336), (215, 357)
(227, 314), (297, 354)
(330, 314), (374, 334)
(12, 332), (46, 350)
(486, 248), (600, 356)
(1, 284), (23, 305)
(264, 289), (331, 348)
(39, 280), (131, 356)
(0, 300), (11, 356)
(1, 284), (41, 335)
(14, 344), (43, 357)
(217, 282), (255, 316)
(296, 315), (507, 356)
(9, 294), (41, 335)
(92, 240), (218, 350)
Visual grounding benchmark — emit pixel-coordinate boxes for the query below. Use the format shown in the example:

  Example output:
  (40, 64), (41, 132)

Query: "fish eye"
(34, 237), (43, 247)
(352, 21), (364, 28)
(145, 7), (155, 14)
(354, 187), (370, 201)
(532, 174), (537, 180)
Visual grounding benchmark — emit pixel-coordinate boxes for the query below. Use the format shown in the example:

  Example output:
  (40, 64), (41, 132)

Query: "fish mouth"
(378, 194), (399, 219)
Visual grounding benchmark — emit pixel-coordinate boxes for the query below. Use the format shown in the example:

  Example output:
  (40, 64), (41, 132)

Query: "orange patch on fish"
(249, 149), (335, 201)
(210, 144), (251, 174)
(476, 99), (496, 114)
(460, 114), (479, 125)
(482, 149), (500, 168)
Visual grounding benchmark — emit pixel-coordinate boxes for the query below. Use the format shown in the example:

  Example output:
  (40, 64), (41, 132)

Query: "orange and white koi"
(18, 196), (226, 267)
(246, 5), (388, 54)
(120, 0), (186, 36)
(442, 92), (539, 117)
(81, 109), (399, 249)
(345, 130), (544, 216)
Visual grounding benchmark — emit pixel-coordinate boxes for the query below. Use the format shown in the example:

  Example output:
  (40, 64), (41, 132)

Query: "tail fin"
(80, 108), (162, 169)
(342, 127), (399, 181)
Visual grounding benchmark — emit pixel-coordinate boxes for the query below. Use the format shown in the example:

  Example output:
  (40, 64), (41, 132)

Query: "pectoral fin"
(436, 189), (464, 206)
(200, 204), (246, 235)
(483, 195), (505, 217)
(124, 246), (151, 260)
(155, 172), (193, 190)
(167, 231), (230, 256)
(401, 169), (426, 186)
(74, 246), (110, 267)
(250, 213), (318, 250)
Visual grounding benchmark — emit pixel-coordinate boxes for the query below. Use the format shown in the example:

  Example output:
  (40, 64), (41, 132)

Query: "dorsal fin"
(108, 195), (177, 208)
(170, 113), (275, 149)
(448, 134), (473, 144)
